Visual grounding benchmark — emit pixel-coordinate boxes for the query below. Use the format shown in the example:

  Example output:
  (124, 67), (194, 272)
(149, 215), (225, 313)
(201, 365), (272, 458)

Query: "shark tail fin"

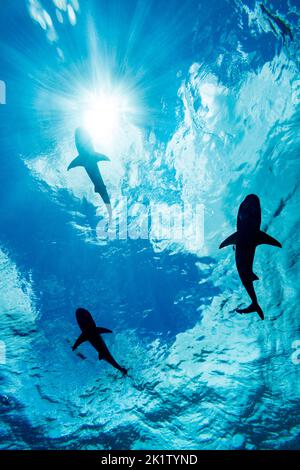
(219, 232), (238, 249)
(257, 231), (282, 248)
(256, 304), (265, 320)
(237, 303), (264, 320)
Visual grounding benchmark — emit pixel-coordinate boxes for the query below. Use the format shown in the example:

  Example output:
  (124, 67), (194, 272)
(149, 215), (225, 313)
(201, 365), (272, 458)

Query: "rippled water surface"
(0, 0), (299, 450)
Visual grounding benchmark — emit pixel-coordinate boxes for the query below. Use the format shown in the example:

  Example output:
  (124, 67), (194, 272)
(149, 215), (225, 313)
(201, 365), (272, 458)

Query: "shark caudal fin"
(256, 304), (265, 320)
(219, 232), (238, 249)
(257, 231), (282, 248)
(236, 303), (265, 320)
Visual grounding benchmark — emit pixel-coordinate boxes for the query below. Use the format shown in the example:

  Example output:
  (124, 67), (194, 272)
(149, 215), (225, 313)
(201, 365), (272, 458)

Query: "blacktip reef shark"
(67, 127), (112, 223)
(72, 307), (127, 375)
(219, 194), (282, 320)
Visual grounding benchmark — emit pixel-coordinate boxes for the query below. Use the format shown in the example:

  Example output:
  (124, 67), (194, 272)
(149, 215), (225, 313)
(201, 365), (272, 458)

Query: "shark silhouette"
(260, 4), (293, 42)
(219, 194), (282, 320)
(67, 128), (112, 222)
(72, 308), (127, 375)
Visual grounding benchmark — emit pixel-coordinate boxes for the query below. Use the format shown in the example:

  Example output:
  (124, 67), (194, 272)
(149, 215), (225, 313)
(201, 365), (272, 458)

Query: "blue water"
(0, 0), (300, 450)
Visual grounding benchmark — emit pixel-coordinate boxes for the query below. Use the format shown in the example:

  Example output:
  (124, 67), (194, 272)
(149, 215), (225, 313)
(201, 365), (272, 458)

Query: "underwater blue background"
(0, 0), (299, 450)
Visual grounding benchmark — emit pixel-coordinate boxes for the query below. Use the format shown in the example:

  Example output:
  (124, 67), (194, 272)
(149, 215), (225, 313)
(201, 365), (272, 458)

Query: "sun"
(82, 91), (130, 150)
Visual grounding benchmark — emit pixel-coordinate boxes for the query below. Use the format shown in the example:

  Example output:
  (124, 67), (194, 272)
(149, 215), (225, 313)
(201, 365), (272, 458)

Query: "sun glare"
(82, 91), (131, 149)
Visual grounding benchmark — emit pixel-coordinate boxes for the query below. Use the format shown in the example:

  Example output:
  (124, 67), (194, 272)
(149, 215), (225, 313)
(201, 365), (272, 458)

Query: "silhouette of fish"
(72, 308), (127, 375)
(68, 128), (112, 222)
(219, 194), (282, 320)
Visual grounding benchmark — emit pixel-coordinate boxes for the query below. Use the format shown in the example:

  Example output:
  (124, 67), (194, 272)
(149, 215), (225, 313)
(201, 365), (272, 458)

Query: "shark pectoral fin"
(219, 232), (238, 249)
(96, 327), (113, 334)
(72, 333), (88, 351)
(252, 272), (259, 281)
(67, 155), (82, 171)
(257, 231), (282, 248)
(94, 152), (110, 162)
